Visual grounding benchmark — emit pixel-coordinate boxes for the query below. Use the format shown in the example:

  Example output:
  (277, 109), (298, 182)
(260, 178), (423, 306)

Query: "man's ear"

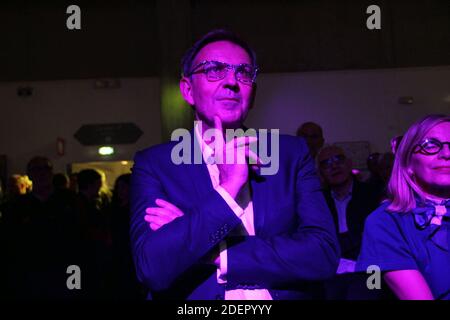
(180, 77), (195, 106)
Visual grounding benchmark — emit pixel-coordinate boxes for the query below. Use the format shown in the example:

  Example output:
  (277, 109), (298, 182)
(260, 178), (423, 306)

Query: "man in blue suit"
(130, 29), (339, 300)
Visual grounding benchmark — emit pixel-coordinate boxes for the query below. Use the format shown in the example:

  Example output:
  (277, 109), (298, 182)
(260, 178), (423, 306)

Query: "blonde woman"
(356, 114), (450, 300)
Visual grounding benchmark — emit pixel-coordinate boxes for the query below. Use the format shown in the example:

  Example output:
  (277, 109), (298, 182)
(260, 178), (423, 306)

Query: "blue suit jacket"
(130, 132), (339, 300)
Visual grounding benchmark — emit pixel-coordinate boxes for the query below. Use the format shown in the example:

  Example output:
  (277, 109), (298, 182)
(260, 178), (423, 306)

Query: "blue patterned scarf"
(413, 199), (450, 251)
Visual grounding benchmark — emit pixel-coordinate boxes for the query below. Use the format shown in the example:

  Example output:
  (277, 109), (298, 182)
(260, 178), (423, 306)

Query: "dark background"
(0, 0), (449, 82)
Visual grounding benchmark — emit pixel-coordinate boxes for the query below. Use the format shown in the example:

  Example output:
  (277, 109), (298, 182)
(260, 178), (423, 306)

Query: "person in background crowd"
(317, 146), (381, 299)
(357, 114), (450, 300)
(296, 122), (325, 159)
(377, 152), (395, 185)
(110, 174), (144, 300)
(53, 173), (70, 191)
(1, 157), (69, 298)
(69, 172), (79, 193)
(366, 153), (383, 187)
(7, 174), (32, 198)
(76, 169), (113, 298)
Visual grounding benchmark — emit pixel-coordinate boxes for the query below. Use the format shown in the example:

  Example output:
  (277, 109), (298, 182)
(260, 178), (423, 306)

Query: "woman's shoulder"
(365, 201), (409, 229)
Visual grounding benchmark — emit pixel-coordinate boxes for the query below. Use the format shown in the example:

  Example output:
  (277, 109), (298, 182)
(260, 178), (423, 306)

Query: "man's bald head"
(296, 122), (324, 158)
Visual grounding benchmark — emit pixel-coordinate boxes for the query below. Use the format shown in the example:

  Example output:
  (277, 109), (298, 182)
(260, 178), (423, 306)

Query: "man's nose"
(222, 68), (239, 91)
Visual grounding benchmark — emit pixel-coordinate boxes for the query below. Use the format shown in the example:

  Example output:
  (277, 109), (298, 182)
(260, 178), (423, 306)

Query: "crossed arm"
(130, 158), (240, 291)
(144, 198), (220, 267)
(130, 139), (339, 292)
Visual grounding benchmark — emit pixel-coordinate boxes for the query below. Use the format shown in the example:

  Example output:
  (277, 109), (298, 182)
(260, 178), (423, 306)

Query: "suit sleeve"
(129, 149), (242, 292)
(226, 138), (340, 288)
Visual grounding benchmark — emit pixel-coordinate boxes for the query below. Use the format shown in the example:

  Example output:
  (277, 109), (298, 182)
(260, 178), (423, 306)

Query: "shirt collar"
(331, 179), (353, 201)
(194, 121), (215, 164)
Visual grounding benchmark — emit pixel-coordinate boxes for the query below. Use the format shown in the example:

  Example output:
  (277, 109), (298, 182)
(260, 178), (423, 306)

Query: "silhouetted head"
(77, 169), (102, 200)
(378, 152), (395, 183)
(113, 173), (131, 207)
(366, 152), (381, 175)
(26, 156), (53, 193)
(297, 122), (324, 158)
(69, 173), (78, 193)
(53, 173), (69, 190)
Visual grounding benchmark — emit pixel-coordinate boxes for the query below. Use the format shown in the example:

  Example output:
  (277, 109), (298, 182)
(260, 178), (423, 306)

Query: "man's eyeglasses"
(319, 154), (346, 170)
(413, 138), (450, 155)
(186, 60), (259, 84)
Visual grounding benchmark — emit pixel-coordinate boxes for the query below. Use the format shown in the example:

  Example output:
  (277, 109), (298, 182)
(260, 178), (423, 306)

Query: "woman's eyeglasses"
(413, 138), (450, 155)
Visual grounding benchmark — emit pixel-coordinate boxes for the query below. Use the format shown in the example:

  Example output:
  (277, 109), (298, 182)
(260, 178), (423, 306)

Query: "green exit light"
(98, 146), (114, 156)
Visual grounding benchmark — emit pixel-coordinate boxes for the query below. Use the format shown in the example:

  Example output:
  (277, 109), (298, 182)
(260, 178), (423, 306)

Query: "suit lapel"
(324, 189), (342, 234)
(186, 128), (216, 199)
(250, 171), (268, 236)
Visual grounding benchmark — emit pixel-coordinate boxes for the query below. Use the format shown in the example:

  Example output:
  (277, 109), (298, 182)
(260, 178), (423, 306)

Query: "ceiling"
(1, 0), (449, 82)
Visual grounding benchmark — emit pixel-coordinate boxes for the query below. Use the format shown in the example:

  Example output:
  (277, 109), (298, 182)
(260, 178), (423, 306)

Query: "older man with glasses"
(317, 146), (382, 299)
(130, 29), (339, 300)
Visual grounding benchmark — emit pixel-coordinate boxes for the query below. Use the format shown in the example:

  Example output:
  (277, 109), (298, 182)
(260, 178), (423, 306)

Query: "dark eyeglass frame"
(413, 138), (450, 155)
(319, 154), (347, 169)
(185, 60), (259, 84)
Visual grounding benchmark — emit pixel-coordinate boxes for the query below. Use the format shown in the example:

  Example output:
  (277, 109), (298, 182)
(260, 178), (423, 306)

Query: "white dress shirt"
(195, 124), (272, 300)
(330, 181), (353, 234)
(331, 181), (356, 273)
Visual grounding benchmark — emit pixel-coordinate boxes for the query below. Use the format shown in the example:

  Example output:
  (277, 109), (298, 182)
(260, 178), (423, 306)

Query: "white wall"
(247, 66), (450, 153)
(1, 66), (449, 177)
(0, 78), (161, 176)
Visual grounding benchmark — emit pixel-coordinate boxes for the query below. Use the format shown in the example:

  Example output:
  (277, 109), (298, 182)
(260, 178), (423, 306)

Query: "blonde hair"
(387, 114), (450, 212)
(10, 174), (33, 194)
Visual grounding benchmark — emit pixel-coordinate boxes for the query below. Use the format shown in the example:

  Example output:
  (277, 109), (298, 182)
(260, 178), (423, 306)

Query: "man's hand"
(145, 198), (184, 231)
(213, 116), (261, 199)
